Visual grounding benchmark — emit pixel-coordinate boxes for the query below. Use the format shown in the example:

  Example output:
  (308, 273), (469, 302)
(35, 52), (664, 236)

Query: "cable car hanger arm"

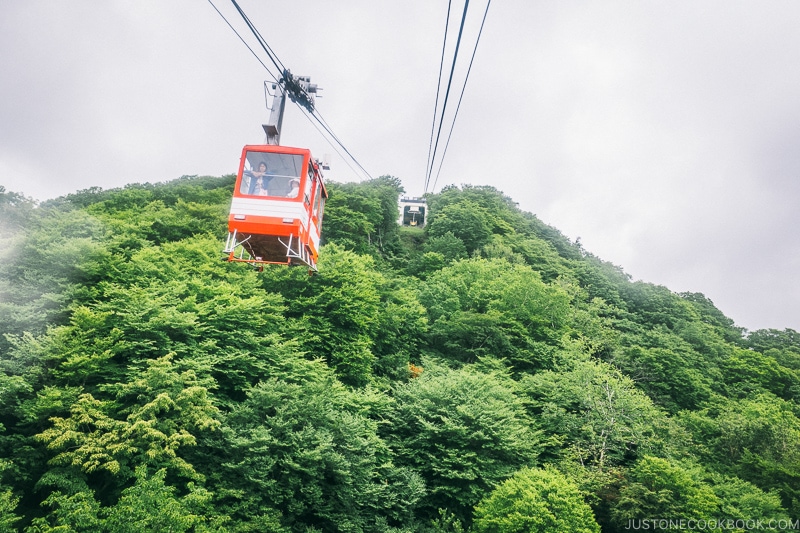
(263, 70), (318, 145)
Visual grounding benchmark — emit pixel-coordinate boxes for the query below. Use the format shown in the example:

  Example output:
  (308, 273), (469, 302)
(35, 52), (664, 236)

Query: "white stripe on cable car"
(229, 198), (309, 227)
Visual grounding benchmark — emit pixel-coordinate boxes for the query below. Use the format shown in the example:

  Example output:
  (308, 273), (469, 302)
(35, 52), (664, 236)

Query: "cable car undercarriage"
(224, 229), (317, 272)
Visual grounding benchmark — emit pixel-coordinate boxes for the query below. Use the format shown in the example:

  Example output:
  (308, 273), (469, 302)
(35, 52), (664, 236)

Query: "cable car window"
(317, 192), (325, 222)
(240, 152), (304, 197)
(313, 181), (322, 218)
(304, 164), (315, 205)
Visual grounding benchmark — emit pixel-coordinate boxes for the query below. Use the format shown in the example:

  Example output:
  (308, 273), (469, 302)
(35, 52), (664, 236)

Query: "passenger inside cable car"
(287, 178), (300, 198)
(244, 162), (270, 195)
(239, 152), (304, 197)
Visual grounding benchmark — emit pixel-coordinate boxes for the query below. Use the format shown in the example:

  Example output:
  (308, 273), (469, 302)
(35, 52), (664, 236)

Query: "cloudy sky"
(2, 1), (799, 333)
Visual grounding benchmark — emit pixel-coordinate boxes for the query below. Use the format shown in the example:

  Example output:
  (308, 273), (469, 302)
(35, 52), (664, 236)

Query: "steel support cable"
(424, 0), (453, 194)
(206, 0), (279, 81)
(298, 110), (367, 179)
(431, 0), (491, 193)
(229, 1), (316, 118)
(304, 113), (372, 179)
(229, 0), (286, 76)
(425, 0), (471, 193)
(233, 2), (287, 74)
(310, 109), (373, 179)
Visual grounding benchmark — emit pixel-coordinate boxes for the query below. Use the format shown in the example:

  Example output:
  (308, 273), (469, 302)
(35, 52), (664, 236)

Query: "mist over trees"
(1, 178), (799, 532)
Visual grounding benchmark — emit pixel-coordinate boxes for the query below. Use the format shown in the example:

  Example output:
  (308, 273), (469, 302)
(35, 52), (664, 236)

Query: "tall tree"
(419, 258), (570, 371)
(473, 466), (601, 533)
(385, 361), (540, 524)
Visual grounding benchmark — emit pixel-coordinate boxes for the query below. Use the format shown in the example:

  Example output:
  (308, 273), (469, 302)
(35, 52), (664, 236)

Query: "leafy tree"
(358, 175), (406, 253)
(563, 291), (622, 360)
(610, 456), (790, 529)
(520, 360), (678, 468)
(217, 372), (424, 531)
(260, 243), (430, 387)
(746, 328), (800, 371)
(36, 353), (220, 485)
(385, 361), (540, 524)
(718, 347), (799, 400)
(679, 394), (800, 514)
(569, 256), (629, 308)
(406, 231), (469, 279)
(419, 258), (570, 371)
(423, 232), (468, 262)
(423, 184), (586, 277)
(26, 487), (103, 532)
(710, 473), (788, 525)
(102, 235), (292, 404)
(0, 208), (112, 352)
(406, 251), (448, 280)
(746, 328), (800, 353)
(426, 200), (493, 254)
(322, 183), (383, 252)
(610, 326), (718, 412)
(0, 186), (35, 237)
(262, 244), (385, 386)
(322, 175), (404, 257)
(427, 509), (465, 533)
(503, 235), (569, 283)
(27, 466), (220, 532)
(370, 278), (429, 381)
(472, 466), (601, 533)
(611, 456), (719, 526)
(618, 281), (696, 330)
(425, 185), (526, 243)
(0, 486), (20, 532)
(672, 318), (735, 364)
(679, 292), (745, 345)
(102, 467), (212, 533)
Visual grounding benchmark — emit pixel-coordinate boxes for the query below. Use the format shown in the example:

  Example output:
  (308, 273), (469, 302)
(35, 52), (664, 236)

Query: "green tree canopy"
(420, 258), (570, 371)
(472, 466), (600, 533)
(385, 361), (540, 524)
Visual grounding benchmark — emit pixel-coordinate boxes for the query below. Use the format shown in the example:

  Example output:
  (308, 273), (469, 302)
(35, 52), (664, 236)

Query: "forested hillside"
(1, 177), (799, 532)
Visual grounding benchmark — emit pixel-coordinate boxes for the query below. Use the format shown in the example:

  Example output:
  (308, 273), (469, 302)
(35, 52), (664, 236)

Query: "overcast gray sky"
(2, 1), (799, 333)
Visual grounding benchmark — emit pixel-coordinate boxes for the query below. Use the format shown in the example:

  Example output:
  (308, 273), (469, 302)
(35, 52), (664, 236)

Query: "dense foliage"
(1, 178), (799, 532)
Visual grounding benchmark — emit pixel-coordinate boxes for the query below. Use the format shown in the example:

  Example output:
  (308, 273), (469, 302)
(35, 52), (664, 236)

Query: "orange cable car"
(224, 144), (327, 271)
